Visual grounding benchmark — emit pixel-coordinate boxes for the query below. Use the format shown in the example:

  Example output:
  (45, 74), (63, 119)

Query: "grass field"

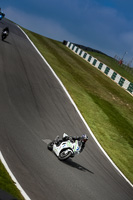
(0, 27), (133, 199)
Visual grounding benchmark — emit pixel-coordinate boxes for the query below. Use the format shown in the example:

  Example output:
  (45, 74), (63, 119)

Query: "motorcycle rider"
(0, 8), (5, 20)
(55, 134), (88, 153)
(2, 27), (9, 34)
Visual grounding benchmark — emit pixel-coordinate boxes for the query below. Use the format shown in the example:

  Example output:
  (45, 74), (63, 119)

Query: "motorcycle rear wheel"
(1, 34), (7, 41)
(59, 150), (72, 161)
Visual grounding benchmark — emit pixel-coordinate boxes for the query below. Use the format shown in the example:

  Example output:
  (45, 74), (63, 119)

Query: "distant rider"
(1, 27), (9, 41)
(2, 27), (9, 35)
(55, 134), (88, 153)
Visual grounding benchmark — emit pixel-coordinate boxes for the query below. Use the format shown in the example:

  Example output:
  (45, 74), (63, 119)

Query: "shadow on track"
(1, 39), (10, 44)
(63, 159), (94, 174)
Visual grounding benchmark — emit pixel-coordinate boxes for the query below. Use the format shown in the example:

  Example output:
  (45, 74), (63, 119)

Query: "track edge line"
(0, 151), (31, 200)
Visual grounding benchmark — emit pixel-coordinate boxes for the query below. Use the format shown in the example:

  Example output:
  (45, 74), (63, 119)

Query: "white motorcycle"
(47, 133), (81, 161)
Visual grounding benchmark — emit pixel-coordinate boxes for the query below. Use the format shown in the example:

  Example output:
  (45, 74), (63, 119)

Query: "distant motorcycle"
(1, 27), (9, 41)
(47, 133), (82, 161)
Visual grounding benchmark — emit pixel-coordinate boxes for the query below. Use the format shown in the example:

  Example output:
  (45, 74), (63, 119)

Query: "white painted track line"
(0, 151), (31, 200)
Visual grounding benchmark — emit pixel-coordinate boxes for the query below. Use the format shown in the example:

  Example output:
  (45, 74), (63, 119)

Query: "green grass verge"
(22, 28), (133, 184)
(0, 161), (24, 200)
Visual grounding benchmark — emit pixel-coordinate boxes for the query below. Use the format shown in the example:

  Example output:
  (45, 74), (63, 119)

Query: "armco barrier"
(65, 41), (133, 96)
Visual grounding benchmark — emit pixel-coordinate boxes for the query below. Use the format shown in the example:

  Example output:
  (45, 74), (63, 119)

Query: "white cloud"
(3, 5), (133, 66)
(4, 7), (83, 44)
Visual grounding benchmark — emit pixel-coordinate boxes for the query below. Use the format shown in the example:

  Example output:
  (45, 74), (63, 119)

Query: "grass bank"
(23, 28), (133, 184)
(0, 161), (24, 199)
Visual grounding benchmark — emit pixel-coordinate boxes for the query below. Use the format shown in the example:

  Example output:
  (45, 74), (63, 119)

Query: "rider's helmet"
(3, 27), (9, 32)
(81, 134), (88, 142)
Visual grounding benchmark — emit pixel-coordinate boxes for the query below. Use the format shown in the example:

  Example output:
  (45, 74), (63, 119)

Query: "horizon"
(1, 0), (133, 67)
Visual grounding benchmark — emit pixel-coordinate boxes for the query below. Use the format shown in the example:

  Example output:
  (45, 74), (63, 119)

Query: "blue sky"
(1, 0), (133, 67)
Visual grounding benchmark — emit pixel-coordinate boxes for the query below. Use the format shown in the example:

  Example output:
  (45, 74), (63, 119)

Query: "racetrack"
(0, 19), (133, 200)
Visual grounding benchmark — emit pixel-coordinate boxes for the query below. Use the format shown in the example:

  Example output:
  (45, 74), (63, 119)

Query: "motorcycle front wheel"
(47, 141), (54, 151)
(59, 150), (72, 161)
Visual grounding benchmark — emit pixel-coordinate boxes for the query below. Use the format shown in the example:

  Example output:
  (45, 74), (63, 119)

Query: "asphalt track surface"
(0, 19), (133, 200)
